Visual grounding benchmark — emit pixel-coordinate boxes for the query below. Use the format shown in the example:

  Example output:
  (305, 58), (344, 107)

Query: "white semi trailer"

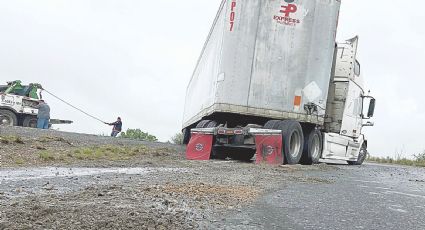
(183, 0), (375, 165)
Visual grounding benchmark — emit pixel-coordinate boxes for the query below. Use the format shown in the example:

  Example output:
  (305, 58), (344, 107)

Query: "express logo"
(274, 0), (301, 26)
(281, 3), (297, 17)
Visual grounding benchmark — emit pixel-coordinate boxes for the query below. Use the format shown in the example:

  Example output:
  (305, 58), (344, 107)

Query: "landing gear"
(0, 110), (18, 126)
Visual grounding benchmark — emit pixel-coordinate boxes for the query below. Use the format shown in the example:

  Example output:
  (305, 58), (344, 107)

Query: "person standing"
(36, 100), (50, 129)
(105, 117), (122, 137)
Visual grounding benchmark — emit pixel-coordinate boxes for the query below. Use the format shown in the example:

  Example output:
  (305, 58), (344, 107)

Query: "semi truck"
(183, 0), (375, 165)
(0, 80), (72, 128)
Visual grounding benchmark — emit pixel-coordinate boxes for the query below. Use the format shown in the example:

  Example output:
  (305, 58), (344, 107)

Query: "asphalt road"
(217, 163), (425, 230)
(1, 161), (424, 229)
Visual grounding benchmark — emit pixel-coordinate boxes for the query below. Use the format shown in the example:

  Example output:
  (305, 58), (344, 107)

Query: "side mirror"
(367, 98), (376, 118)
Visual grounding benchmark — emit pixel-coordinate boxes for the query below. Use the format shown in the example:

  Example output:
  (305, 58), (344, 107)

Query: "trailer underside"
(185, 119), (367, 166)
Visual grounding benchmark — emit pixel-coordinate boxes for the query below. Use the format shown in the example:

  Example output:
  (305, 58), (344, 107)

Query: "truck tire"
(276, 120), (304, 165)
(196, 120), (212, 128)
(184, 120), (213, 145)
(300, 129), (322, 165)
(348, 143), (367, 165)
(0, 110), (18, 126)
(182, 128), (191, 145)
(206, 121), (218, 128)
(23, 116), (38, 128)
(264, 120), (281, 129)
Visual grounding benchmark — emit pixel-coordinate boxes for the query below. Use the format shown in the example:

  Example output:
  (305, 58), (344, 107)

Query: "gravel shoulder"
(2, 127), (424, 230)
(0, 126), (336, 230)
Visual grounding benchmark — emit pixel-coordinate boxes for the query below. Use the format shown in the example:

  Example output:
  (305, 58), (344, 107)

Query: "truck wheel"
(206, 121), (218, 128)
(264, 120), (281, 129)
(348, 143), (367, 165)
(196, 120), (212, 128)
(183, 120), (212, 145)
(277, 120), (304, 165)
(0, 110), (18, 126)
(23, 116), (38, 128)
(182, 128), (191, 145)
(300, 129), (322, 165)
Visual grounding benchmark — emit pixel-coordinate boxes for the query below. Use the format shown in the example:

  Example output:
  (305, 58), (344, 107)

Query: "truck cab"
(0, 81), (42, 127)
(323, 37), (375, 164)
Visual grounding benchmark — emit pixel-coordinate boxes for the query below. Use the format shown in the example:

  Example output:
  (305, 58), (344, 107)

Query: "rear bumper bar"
(186, 127), (284, 165)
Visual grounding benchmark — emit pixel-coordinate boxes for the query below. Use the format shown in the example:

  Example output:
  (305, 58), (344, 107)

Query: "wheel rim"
(359, 148), (366, 160)
(0, 115), (13, 126)
(289, 131), (301, 158)
(311, 134), (321, 159)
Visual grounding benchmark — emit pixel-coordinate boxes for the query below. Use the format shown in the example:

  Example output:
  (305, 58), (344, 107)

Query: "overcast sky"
(1, 0), (424, 158)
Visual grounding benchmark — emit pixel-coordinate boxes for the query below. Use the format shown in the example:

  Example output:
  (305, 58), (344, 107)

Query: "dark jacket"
(111, 120), (122, 132)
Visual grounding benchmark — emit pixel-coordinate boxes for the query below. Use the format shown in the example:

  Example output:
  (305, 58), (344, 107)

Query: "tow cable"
(42, 89), (107, 124)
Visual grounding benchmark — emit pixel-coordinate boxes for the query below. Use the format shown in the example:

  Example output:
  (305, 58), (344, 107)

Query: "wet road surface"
(219, 163), (425, 230)
(1, 163), (424, 229)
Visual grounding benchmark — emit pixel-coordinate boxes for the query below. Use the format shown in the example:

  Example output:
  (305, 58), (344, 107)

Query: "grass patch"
(0, 137), (8, 144)
(14, 136), (24, 144)
(38, 136), (73, 145)
(0, 135), (25, 144)
(14, 158), (25, 165)
(39, 151), (56, 161)
(367, 156), (425, 168)
(69, 145), (156, 161)
(31, 145), (173, 164)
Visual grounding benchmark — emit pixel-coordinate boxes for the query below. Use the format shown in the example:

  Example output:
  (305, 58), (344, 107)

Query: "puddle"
(0, 167), (190, 182)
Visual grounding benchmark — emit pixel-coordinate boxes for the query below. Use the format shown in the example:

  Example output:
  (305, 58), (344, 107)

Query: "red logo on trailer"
(195, 143), (204, 152)
(186, 132), (213, 160)
(274, 0), (301, 26)
(254, 134), (284, 165)
(280, 3), (297, 17)
(229, 0), (237, 31)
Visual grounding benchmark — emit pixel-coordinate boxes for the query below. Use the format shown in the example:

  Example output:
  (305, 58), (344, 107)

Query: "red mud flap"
(186, 131), (214, 160)
(251, 129), (283, 165)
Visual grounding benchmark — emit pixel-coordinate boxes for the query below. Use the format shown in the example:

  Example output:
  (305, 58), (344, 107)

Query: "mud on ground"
(0, 127), (337, 229)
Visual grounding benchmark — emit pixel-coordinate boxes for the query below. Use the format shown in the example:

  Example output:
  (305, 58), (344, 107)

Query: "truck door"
(340, 80), (363, 138)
